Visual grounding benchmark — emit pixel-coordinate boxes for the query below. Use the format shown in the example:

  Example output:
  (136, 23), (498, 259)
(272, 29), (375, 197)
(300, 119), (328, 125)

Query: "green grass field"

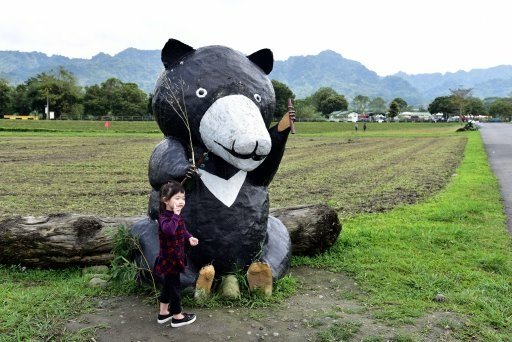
(294, 132), (512, 340)
(1, 120), (511, 340)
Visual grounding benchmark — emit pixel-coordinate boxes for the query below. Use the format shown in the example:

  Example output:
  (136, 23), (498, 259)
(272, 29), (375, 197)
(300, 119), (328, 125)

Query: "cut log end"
(271, 204), (342, 256)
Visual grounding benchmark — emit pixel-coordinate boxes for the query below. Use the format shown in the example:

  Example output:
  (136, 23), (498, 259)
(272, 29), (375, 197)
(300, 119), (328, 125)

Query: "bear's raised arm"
(148, 137), (191, 189)
(248, 124), (290, 186)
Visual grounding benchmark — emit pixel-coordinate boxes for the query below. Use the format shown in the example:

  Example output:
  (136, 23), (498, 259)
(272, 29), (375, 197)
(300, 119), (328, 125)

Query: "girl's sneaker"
(157, 313), (173, 324)
(171, 313), (196, 328)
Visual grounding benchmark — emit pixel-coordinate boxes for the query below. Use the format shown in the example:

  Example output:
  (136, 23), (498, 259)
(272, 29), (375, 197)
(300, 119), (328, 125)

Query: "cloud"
(1, 0), (510, 76)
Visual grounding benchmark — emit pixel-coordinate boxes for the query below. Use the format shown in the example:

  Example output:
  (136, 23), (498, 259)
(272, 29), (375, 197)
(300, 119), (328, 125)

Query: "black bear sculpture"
(131, 39), (294, 289)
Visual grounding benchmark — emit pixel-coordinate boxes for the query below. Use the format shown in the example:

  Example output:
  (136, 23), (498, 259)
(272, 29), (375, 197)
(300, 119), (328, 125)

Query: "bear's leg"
(247, 261), (273, 296)
(219, 275), (240, 299)
(194, 264), (215, 301)
(260, 216), (292, 280)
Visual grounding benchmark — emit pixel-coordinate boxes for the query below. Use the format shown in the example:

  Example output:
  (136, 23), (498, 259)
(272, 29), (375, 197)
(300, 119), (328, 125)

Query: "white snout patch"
(199, 95), (271, 172)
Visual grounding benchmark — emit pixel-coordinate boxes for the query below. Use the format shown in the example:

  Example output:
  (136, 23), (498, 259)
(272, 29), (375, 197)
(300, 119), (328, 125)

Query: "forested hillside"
(2, 48), (512, 106)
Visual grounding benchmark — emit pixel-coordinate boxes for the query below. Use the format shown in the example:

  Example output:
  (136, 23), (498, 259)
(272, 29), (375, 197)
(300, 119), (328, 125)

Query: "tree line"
(428, 88), (512, 121)
(1, 69), (511, 121)
(0, 67), (150, 119)
(273, 80), (410, 121)
(274, 80), (512, 121)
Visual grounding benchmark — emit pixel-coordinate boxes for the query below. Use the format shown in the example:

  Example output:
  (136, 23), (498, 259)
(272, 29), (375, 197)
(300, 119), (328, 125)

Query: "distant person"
(154, 181), (199, 328)
(354, 122), (358, 132)
(363, 122), (367, 132)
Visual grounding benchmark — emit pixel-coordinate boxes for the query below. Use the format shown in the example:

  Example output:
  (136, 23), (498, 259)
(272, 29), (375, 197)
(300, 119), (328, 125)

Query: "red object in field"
(104, 121), (111, 128)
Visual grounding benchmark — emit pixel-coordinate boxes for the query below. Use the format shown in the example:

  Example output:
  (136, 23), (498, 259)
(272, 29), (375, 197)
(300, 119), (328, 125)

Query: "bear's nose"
(220, 139), (268, 161)
(230, 137), (271, 156)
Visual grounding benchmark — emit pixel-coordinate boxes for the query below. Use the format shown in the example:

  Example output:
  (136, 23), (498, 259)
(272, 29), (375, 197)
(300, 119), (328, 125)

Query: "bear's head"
(152, 39), (276, 172)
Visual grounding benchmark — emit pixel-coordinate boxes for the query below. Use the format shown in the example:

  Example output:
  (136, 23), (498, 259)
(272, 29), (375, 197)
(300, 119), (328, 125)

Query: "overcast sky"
(1, 0), (509, 76)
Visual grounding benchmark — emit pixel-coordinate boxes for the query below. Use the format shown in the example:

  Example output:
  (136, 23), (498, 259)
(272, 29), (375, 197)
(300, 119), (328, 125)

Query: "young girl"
(154, 181), (199, 328)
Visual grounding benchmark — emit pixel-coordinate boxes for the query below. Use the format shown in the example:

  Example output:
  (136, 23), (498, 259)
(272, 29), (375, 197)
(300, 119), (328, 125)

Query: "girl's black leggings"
(159, 273), (182, 315)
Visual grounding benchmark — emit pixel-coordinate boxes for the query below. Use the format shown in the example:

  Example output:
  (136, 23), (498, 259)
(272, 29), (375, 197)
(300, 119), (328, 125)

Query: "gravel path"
(67, 267), (461, 341)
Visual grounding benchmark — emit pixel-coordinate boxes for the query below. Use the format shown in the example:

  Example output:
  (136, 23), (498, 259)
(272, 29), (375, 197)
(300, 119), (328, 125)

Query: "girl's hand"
(173, 204), (184, 215)
(189, 237), (199, 246)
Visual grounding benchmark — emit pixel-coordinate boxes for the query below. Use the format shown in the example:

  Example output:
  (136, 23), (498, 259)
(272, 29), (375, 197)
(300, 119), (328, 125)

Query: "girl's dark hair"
(159, 181), (185, 213)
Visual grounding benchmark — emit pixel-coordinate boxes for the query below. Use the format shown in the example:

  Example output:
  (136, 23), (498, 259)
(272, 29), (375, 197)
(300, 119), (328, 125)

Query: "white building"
(329, 111), (359, 122)
(397, 111), (434, 122)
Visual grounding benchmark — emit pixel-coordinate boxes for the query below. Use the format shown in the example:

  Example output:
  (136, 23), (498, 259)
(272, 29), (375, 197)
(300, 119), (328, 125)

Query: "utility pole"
(45, 88), (50, 120)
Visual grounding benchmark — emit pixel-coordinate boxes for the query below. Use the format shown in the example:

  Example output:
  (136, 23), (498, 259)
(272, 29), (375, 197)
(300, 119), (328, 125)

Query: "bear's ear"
(247, 48), (273, 75)
(161, 39), (195, 69)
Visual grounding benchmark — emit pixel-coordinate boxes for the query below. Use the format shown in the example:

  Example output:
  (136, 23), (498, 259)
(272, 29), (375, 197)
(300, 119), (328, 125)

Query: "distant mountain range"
(1, 48), (512, 106)
(0, 48), (161, 95)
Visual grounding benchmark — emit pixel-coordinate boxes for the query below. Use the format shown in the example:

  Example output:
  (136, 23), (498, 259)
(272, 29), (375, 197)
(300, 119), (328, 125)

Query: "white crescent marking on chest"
(199, 170), (247, 207)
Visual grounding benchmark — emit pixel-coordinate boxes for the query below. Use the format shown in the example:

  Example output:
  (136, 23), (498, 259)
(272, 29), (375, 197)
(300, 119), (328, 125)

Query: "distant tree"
(488, 99), (512, 120)
(318, 94), (348, 116)
(101, 78), (125, 115)
(449, 87), (472, 119)
(352, 95), (370, 113)
(464, 97), (487, 116)
(0, 79), (11, 115)
(117, 83), (148, 116)
(483, 96), (501, 109)
(294, 99), (320, 121)
(26, 73), (56, 118)
(388, 100), (401, 121)
(310, 87), (347, 117)
(428, 96), (458, 119)
(83, 78), (148, 118)
(368, 97), (387, 113)
(83, 85), (105, 117)
(391, 97), (408, 112)
(272, 80), (294, 119)
(26, 68), (83, 119)
(58, 69), (84, 118)
(148, 93), (154, 117)
(310, 87), (338, 109)
(9, 84), (30, 114)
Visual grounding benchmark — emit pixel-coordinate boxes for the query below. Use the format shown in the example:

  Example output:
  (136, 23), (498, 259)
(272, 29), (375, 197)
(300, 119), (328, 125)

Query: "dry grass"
(271, 135), (466, 216)
(0, 122), (466, 218)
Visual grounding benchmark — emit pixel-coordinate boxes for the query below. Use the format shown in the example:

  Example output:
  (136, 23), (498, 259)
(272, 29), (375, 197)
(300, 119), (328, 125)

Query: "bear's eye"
(254, 94), (262, 103)
(196, 88), (207, 98)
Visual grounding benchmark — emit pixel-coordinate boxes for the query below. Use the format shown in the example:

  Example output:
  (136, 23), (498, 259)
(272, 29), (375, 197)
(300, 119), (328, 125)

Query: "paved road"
(479, 123), (512, 236)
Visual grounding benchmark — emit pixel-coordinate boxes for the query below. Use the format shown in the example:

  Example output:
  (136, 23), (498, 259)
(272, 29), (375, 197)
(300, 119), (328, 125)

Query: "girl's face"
(164, 191), (186, 212)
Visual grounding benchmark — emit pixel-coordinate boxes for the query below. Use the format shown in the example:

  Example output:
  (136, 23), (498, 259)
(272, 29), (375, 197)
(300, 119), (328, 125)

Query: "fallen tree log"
(0, 205), (341, 268)
(0, 214), (144, 268)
